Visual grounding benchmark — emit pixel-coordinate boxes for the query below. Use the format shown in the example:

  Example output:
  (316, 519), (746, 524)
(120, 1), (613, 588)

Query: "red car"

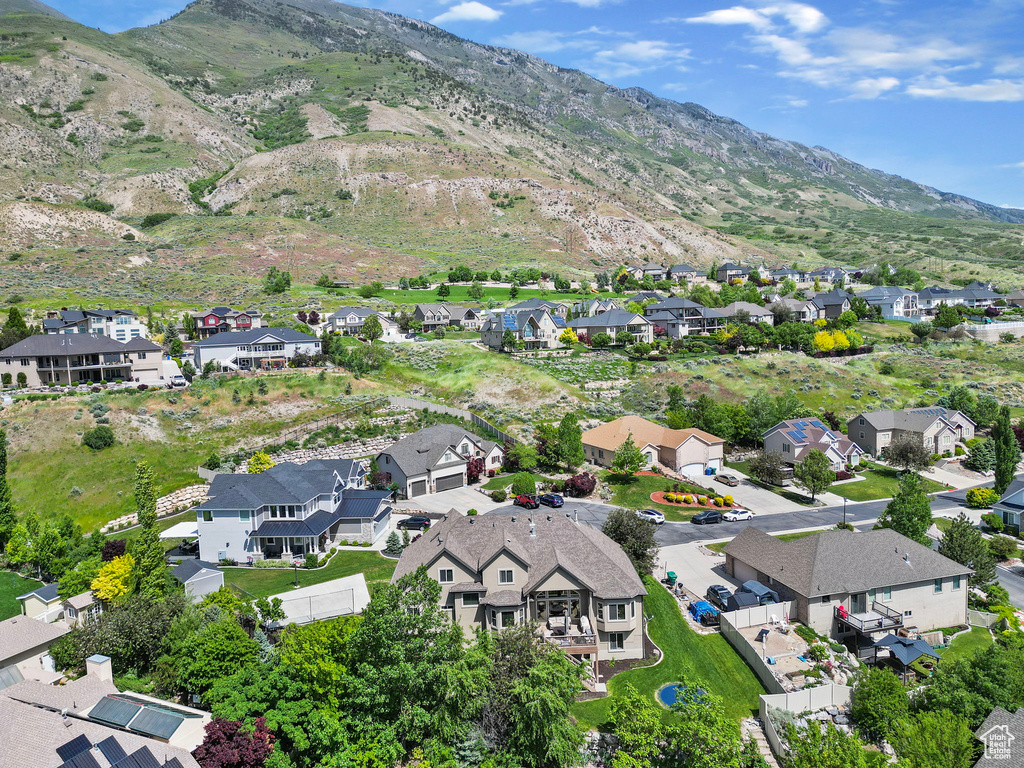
(513, 494), (540, 509)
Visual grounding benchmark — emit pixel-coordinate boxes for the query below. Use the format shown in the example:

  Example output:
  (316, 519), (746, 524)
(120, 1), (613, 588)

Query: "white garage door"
(373, 514), (390, 540)
(680, 462), (705, 476)
(436, 474), (464, 492)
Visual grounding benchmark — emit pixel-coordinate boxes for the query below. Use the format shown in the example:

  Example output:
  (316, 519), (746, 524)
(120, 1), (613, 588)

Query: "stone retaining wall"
(237, 437), (393, 472)
(101, 484), (209, 533)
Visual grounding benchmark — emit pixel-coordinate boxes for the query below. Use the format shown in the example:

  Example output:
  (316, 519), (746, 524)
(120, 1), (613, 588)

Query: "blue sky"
(50, 0), (1024, 208)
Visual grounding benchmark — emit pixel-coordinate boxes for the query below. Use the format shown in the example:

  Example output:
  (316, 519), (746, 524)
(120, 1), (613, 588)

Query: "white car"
(723, 509), (754, 522)
(637, 509), (666, 525)
(167, 375), (188, 388)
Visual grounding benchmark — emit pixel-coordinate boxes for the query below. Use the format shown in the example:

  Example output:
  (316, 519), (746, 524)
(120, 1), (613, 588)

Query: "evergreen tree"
(934, 303), (961, 330)
(130, 462), (168, 599)
(938, 513), (995, 588)
(993, 404), (1021, 496)
(0, 429), (15, 551)
(611, 433), (645, 476)
(557, 413), (585, 472)
(878, 473), (933, 545)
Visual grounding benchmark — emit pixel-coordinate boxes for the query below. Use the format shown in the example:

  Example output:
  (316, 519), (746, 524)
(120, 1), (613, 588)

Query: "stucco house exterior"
(195, 459), (391, 562)
(507, 298), (569, 319)
(716, 263), (750, 283)
(375, 424), (504, 497)
(766, 297), (822, 323)
(859, 287), (919, 318)
(171, 560), (225, 602)
(191, 327), (320, 372)
(42, 309), (148, 341)
(327, 307), (376, 335)
(763, 418), (863, 471)
(571, 298), (621, 317)
(414, 303), (484, 331)
(668, 264), (708, 284)
(0, 334), (163, 387)
(188, 307), (265, 338)
(724, 528), (972, 646)
(643, 298), (726, 337)
(989, 479), (1023, 534)
(392, 512), (647, 663)
(568, 310), (653, 344)
(847, 407), (975, 458)
(480, 309), (563, 351)
(582, 415), (724, 475)
(720, 301), (774, 324)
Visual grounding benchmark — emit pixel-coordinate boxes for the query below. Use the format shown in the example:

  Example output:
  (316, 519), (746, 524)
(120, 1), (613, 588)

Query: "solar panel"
(97, 736), (128, 765)
(129, 707), (184, 740)
(114, 747), (162, 768)
(89, 696), (142, 728)
(59, 751), (102, 768)
(57, 734), (92, 761)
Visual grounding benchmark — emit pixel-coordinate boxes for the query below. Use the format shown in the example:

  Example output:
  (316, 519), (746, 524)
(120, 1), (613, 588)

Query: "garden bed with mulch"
(596, 629), (660, 685)
(649, 491), (737, 509)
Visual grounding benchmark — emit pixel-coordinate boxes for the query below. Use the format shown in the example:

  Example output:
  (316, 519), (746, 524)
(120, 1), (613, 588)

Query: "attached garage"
(679, 462), (705, 476)
(435, 473), (465, 492)
(410, 479), (428, 497)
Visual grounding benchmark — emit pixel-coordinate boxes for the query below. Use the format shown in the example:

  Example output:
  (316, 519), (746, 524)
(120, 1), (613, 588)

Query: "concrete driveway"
(697, 468), (807, 515)
(395, 485), (502, 515)
(657, 541), (741, 598)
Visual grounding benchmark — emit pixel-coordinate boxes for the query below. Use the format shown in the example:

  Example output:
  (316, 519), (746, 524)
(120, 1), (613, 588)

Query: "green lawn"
(937, 626), (993, 662)
(0, 572), (42, 620)
(705, 529), (831, 555)
(829, 464), (947, 501)
(604, 472), (717, 521)
(480, 472), (552, 491)
(932, 517), (954, 535)
(571, 577), (765, 729)
(223, 550), (396, 598)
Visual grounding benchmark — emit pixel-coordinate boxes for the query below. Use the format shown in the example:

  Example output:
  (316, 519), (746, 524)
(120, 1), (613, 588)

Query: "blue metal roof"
(874, 634), (939, 666)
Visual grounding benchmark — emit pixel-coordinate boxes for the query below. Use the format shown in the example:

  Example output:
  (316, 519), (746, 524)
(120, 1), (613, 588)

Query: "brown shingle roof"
(0, 617), (70, 665)
(582, 415), (723, 453)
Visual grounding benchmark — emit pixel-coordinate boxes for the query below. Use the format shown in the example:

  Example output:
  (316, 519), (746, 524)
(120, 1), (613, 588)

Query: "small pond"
(657, 683), (707, 708)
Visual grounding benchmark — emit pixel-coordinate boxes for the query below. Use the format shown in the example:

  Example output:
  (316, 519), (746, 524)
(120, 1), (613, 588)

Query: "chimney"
(86, 654), (112, 682)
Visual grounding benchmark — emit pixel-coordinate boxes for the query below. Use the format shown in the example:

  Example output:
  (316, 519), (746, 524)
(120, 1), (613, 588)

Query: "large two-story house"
(668, 264), (708, 284)
(766, 296), (822, 323)
(507, 298), (569, 319)
(188, 307), (265, 338)
(375, 424), (504, 497)
(810, 289), (854, 319)
(42, 309), (148, 342)
(568, 310), (653, 344)
(392, 513), (647, 663)
(859, 287), (919, 319)
(725, 527), (972, 648)
(327, 307), (401, 339)
(763, 418), (863, 471)
(847, 407), (975, 458)
(195, 459), (392, 562)
(480, 309), (563, 351)
(0, 334), (163, 387)
(571, 298), (621, 318)
(414, 304), (484, 332)
(643, 298), (726, 337)
(917, 286), (1001, 314)
(719, 301), (774, 325)
(191, 327), (320, 371)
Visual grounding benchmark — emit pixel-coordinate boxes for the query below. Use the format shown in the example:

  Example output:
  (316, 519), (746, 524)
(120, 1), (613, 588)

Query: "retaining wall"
(101, 484), (209, 533)
(758, 686), (853, 757)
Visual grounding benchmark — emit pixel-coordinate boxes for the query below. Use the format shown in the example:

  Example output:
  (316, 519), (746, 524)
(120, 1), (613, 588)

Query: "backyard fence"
(969, 609), (1004, 628)
(384, 396), (517, 445)
(758, 686), (853, 757)
(272, 396), (390, 447)
(718, 603), (799, 696)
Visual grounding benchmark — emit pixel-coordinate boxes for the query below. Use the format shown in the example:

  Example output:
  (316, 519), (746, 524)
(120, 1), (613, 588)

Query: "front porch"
(250, 533), (330, 562)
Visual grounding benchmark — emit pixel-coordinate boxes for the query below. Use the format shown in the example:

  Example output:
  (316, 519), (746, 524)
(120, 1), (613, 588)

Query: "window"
(934, 578), (943, 594)
(609, 632), (624, 651)
(953, 576), (962, 591)
(202, 510), (212, 522)
(239, 510), (250, 522)
(904, 610), (913, 617)
(608, 603), (626, 621)
(500, 610), (516, 628)
(821, 595), (831, 604)
(782, 443), (791, 453)
(859, 418), (865, 426)
(598, 450), (604, 459)
(883, 587), (891, 601)
(498, 569), (514, 585)
(137, 352), (147, 359)
(438, 569), (454, 584)
(463, 592), (479, 607)
(860, 431), (866, 439)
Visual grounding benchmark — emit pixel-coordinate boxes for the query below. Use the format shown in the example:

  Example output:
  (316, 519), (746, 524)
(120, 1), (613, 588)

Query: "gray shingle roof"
(63, 592), (97, 611)
(191, 327), (318, 348)
(724, 528), (972, 598)
(0, 617), (71, 665)
(329, 307), (375, 320)
(376, 424), (479, 477)
(197, 460), (362, 511)
(568, 310), (649, 328)
(974, 706), (1024, 744)
(853, 407), (973, 432)
(122, 338), (161, 352)
(3, 673), (117, 714)
(0, 334), (128, 357)
(170, 560), (221, 584)
(508, 298), (564, 312)
(393, 513), (646, 600)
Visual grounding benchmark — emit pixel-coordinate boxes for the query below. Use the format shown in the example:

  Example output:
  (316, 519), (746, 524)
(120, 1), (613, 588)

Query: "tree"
(178, 620), (259, 696)
(16, 372), (26, 388)
(505, 442), (538, 472)
(564, 472), (596, 498)
(850, 668), (909, 742)
(992, 404), (1020, 496)
(91, 554), (135, 603)
(891, 710), (976, 768)
(466, 457), (484, 483)
(501, 329), (517, 352)
(880, 435), (933, 472)
(0, 429), (14, 551)
(782, 722), (867, 768)
(934, 303), (961, 330)
(194, 717), (275, 768)
(362, 314), (383, 342)
(131, 461), (168, 599)
(511, 472), (537, 496)
(662, 684), (766, 768)
(247, 451), (274, 474)
(614, 330), (634, 346)
(973, 394), (1000, 428)
(611, 433), (645, 476)
(557, 413), (585, 472)
(964, 439), (995, 472)
(601, 509), (659, 574)
(938, 513), (995, 588)
(558, 328), (578, 346)
(878, 473), (933, 545)
(181, 313), (198, 341)
(436, 282), (450, 299)
(748, 450), (786, 487)
(610, 683), (666, 768)
(263, 267), (291, 294)
(278, 617), (358, 709)
(467, 281), (485, 301)
(82, 425), (115, 450)
(910, 321), (933, 342)
(508, 283), (519, 300)
(491, 269), (503, 282)
(793, 449), (834, 501)
(591, 332), (613, 348)
(384, 531), (403, 555)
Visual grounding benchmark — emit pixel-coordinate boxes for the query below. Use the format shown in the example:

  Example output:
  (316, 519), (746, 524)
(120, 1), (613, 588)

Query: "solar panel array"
(57, 734), (93, 762)
(89, 696), (142, 728)
(129, 707), (185, 741)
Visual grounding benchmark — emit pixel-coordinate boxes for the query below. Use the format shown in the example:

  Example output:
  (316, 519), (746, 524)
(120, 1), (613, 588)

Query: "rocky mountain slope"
(0, 0), (1021, 302)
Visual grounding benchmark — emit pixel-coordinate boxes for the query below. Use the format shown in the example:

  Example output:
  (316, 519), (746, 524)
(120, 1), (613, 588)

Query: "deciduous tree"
(748, 450), (786, 487)
(891, 710), (976, 768)
(557, 413), (585, 472)
(878, 473), (933, 545)
(91, 554), (135, 603)
(194, 716), (275, 768)
(850, 668), (909, 742)
(601, 509), (659, 574)
(880, 435), (934, 472)
(0, 429), (15, 551)
(611, 434), (645, 476)
(793, 449), (835, 501)
(361, 314), (383, 342)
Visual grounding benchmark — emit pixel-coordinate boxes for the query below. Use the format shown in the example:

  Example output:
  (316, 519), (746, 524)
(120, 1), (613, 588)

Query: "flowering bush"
(967, 488), (1000, 509)
(683, 494), (693, 504)
(714, 497), (724, 507)
(698, 496), (707, 505)
(665, 493), (676, 503)
(723, 494), (734, 507)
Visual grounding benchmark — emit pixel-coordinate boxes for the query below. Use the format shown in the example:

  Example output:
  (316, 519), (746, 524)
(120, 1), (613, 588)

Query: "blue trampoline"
(657, 683), (707, 708)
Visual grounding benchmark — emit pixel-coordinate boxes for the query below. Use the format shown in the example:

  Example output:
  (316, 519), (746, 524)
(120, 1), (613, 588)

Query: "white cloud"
(788, 97), (809, 106)
(683, 3), (827, 32)
(431, 1), (502, 23)
(906, 77), (1024, 102)
(997, 161), (1024, 169)
(597, 40), (686, 62)
(763, 2), (828, 33)
(662, 82), (688, 92)
(685, 6), (773, 30)
(847, 76), (900, 99)
(994, 57), (1024, 75)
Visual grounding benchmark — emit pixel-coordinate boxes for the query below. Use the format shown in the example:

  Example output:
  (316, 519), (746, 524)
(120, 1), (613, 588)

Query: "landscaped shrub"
(490, 490), (507, 502)
(564, 472), (597, 498)
(713, 497), (724, 507)
(304, 553), (318, 569)
(467, 508), (478, 516)
(967, 488), (1000, 509)
(82, 425), (115, 450)
(683, 494), (693, 504)
(981, 511), (1005, 532)
(723, 494), (734, 506)
(989, 535), (1020, 562)
(510, 472), (536, 496)
(698, 496), (707, 505)
(835, 470), (853, 481)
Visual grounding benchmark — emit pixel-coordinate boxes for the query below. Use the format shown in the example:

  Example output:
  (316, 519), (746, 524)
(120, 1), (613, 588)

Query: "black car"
(538, 493), (564, 508)
(692, 510), (723, 525)
(397, 516), (432, 531)
(705, 584), (732, 609)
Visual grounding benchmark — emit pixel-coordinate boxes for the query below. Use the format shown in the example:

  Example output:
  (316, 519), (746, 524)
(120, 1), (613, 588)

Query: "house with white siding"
(191, 327), (320, 371)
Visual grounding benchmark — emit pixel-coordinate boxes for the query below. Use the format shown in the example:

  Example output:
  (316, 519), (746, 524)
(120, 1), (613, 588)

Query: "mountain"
(0, 0), (70, 20)
(0, 0), (1021, 304)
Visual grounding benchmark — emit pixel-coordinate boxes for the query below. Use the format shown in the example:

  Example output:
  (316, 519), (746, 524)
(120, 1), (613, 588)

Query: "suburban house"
(859, 286), (919, 318)
(568, 311), (654, 344)
(42, 309), (148, 341)
(763, 418), (863, 471)
(810, 289), (854, 319)
(327, 306), (376, 334)
(629, 262), (667, 282)
(480, 309), (563, 351)
(0, 615), (70, 684)
(767, 297), (821, 323)
(582, 415), (724, 475)
(171, 560), (224, 602)
(571, 298), (621, 317)
(668, 264), (708, 284)
(720, 301), (774, 325)
(623, 292), (666, 306)
(63, 592), (102, 626)
(716, 263), (750, 283)
(643, 298), (726, 337)
(1005, 288), (1024, 307)
(15, 584), (63, 623)
(191, 327), (321, 372)
(0, 334), (164, 387)
(771, 268), (807, 283)
(375, 424), (504, 497)
(188, 306), (265, 338)
(992, 479), (1024, 534)
(917, 286), (1001, 313)
(507, 298), (569, 319)
(808, 266), (849, 285)
(724, 528), (973, 646)
(195, 459), (392, 562)
(848, 407), (976, 458)
(414, 304), (485, 332)
(391, 513), (647, 663)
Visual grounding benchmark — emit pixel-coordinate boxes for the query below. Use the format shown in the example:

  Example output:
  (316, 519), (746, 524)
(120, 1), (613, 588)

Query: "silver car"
(637, 509), (666, 525)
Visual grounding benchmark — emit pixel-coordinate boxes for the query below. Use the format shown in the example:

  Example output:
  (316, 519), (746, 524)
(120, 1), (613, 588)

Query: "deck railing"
(836, 601), (903, 633)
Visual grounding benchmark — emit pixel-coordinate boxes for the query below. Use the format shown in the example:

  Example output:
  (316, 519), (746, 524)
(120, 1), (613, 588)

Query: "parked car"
(716, 473), (740, 487)
(397, 516), (432, 531)
(168, 375), (188, 388)
(538, 493), (564, 508)
(691, 510), (723, 525)
(637, 509), (665, 525)
(688, 600), (720, 626)
(723, 509), (754, 522)
(705, 584), (732, 610)
(513, 494), (540, 509)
